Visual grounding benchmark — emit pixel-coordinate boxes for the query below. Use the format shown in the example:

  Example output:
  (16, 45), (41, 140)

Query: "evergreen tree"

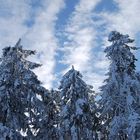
(99, 31), (140, 140)
(59, 66), (96, 140)
(0, 39), (45, 139)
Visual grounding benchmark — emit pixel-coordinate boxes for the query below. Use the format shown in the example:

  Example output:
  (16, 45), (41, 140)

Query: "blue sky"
(0, 0), (140, 91)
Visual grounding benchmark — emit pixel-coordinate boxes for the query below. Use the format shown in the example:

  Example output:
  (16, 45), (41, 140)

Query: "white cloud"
(1, 0), (140, 92)
(61, 0), (140, 92)
(61, 0), (105, 91)
(23, 0), (65, 89)
(0, 0), (30, 48)
(0, 0), (65, 89)
(102, 0), (140, 36)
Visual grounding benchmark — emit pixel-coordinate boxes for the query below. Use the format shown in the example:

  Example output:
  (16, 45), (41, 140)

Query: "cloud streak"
(60, 0), (108, 91)
(23, 0), (65, 89)
(61, 0), (140, 91)
(0, 0), (65, 89)
(0, 0), (140, 91)
(101, 0), (140, 36)
(0, 0), (30, 48)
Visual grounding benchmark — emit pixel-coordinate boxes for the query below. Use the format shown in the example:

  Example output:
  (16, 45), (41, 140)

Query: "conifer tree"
(59, 66), (96, 140)
(99, 31), (140, 140)
(0, 39), (45, 139)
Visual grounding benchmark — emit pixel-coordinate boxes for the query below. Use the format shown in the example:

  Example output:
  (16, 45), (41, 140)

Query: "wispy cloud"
(0, 0), (140, 91)
(102, 0), (140, 36)
(23, 0), (65, 89)
(0, 0), (65, 89)
(61, 0), (106, 91)
(0, 0), (30, 48)
(61, 0), (140, 91)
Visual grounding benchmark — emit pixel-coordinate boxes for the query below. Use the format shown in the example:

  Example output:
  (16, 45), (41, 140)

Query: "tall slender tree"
(0, 39), (45, 139)
(59, 66), (96, 140)
(99, 31), (140, 140)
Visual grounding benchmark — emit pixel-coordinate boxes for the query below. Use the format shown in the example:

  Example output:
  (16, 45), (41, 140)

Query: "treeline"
(0, 31), (140, 140)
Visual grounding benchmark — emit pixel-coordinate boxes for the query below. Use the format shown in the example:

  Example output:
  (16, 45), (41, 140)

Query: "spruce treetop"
(105, 31), (137, 75)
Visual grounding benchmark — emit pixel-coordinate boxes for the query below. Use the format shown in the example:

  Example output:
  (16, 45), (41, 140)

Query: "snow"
(76, 99), (85, 115)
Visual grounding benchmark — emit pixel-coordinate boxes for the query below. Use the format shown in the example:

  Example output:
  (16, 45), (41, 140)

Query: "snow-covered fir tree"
(0, 39), (45, 139)
(99, 31), (140, 140)
(59, 66), (96, 140)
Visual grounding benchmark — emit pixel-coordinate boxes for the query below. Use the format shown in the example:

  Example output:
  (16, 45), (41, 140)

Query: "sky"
(0, 0), (140, 92)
